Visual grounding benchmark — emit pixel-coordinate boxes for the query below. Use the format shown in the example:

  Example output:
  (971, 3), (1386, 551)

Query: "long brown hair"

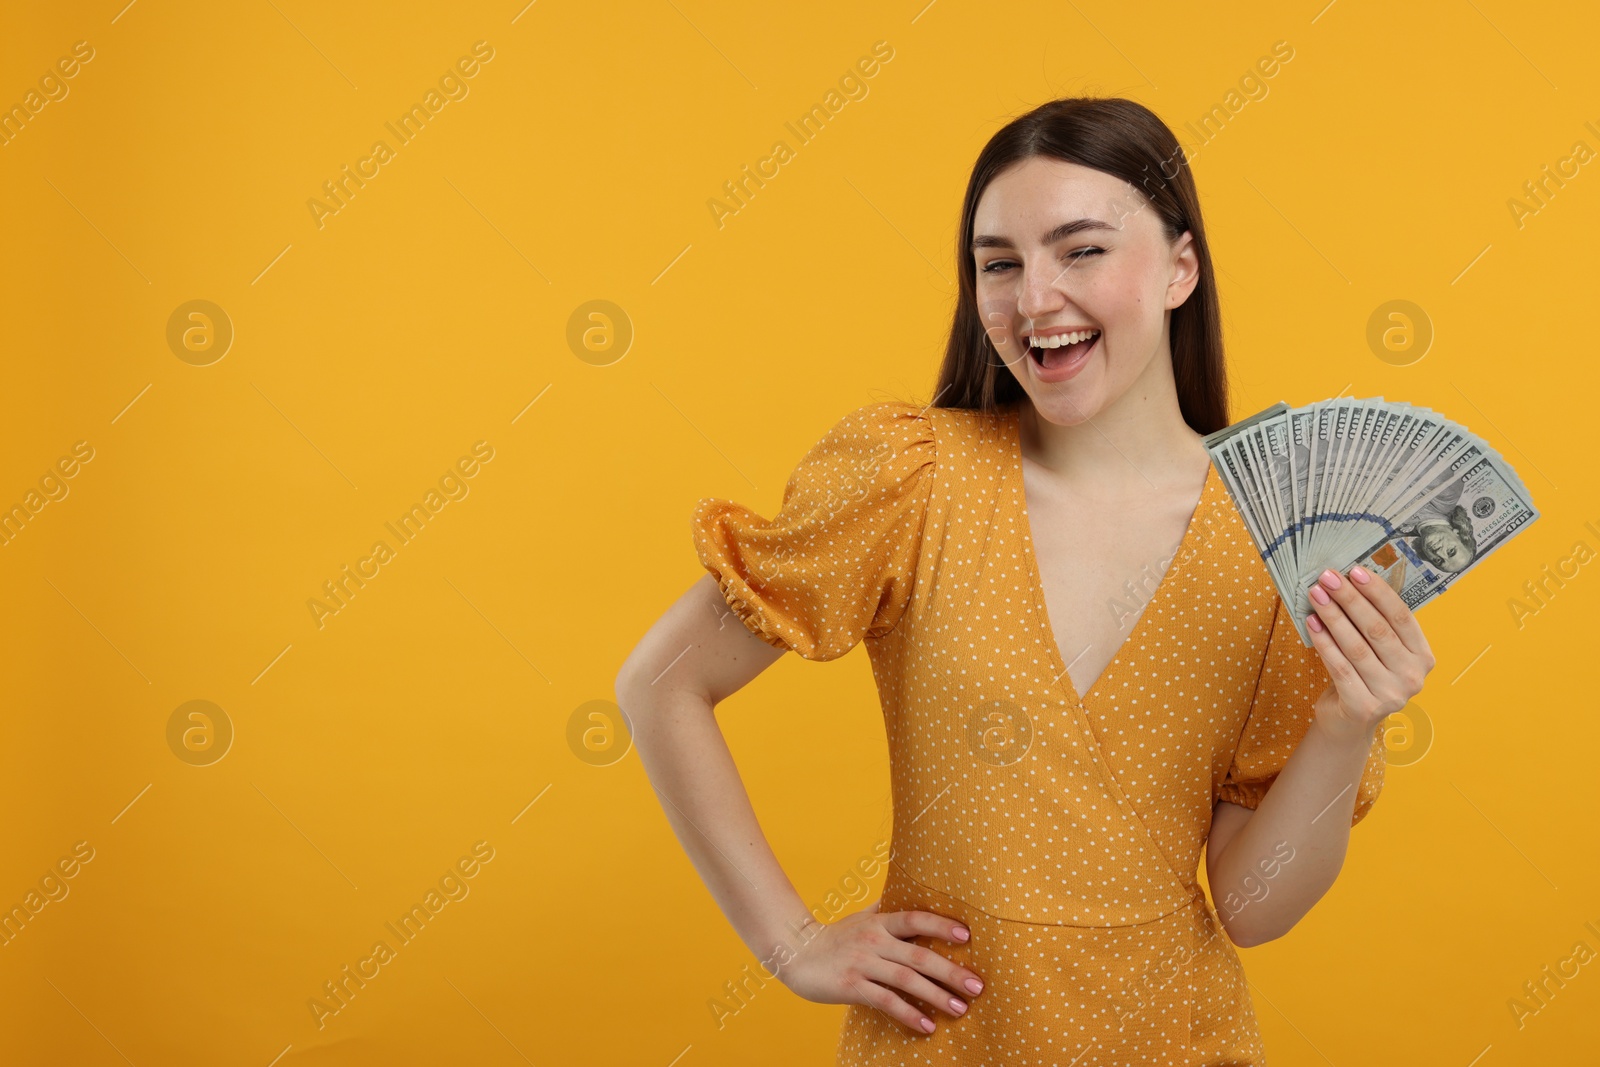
(931, 97), (1229, 435)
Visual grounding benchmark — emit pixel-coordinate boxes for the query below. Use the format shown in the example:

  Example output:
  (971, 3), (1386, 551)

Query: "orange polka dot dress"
(690, 398), (1387, 1066)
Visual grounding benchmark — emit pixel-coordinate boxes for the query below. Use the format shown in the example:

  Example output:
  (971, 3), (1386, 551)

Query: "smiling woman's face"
(972, 155), (1198, 425)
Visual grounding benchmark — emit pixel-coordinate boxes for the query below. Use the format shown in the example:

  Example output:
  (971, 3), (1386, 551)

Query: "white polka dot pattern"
(690, 399), (1388, 1065)
(692, 402), (935, 662)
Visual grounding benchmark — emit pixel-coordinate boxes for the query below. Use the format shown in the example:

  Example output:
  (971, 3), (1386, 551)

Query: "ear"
(1164, 230), (1201, 310)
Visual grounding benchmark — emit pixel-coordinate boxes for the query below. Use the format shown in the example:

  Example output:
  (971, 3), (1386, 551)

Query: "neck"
(1018, 345), (1206, 492)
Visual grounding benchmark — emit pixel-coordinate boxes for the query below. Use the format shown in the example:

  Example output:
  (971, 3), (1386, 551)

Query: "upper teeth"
(1030, 330), (1098, 348)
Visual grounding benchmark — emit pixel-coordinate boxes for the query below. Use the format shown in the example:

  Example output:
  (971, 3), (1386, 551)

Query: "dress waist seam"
(887, 857), (1208, 931)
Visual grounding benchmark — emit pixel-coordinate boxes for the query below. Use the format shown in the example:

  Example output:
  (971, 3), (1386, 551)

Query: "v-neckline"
(1003, 405), (1218, 708)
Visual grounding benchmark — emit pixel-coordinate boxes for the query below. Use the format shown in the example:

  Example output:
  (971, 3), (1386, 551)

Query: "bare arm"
(614, 574), (798, 962)
(1206, 563), (1434, 948)
(1203, 718), (1379, 948)
(616, 573), (984, 1034)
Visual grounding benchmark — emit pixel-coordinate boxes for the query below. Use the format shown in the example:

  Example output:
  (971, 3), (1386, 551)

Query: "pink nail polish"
(1321, 569), (1342, 589)
(921, 1018), (936, 1033)
(966, 978), (984, 994)
(1350, 565), (1370, 584)
(1310, 584), (1329, 605)
(1308, 614), (1324, 633)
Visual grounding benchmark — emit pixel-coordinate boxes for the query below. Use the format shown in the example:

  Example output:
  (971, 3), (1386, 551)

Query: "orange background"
(1, 1), (1595, 1064)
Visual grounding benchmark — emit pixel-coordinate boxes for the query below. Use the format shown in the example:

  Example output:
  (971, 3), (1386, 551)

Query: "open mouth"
(1028, 329), (1100, 372)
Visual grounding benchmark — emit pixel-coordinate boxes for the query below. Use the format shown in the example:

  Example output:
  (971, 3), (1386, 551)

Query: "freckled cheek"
(1080, 281), (1139, 333)
(973, 291), (1017, 340)
(1095, 265), (1167, 326)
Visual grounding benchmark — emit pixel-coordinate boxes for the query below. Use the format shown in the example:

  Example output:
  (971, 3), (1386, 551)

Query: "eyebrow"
(971, 217), (1118, 251)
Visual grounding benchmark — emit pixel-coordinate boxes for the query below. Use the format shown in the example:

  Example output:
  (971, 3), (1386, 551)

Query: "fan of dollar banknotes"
(1201, 397), (1541, 646)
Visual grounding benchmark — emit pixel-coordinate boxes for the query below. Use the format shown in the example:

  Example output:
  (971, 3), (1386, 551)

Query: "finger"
(1306, 572), (1385, 692)
(1312, 568), (1410, 673)
(1305, 599), (1371, 711)
(862, 954), (969, 1020)
(881, 934), (986, 999)
(880, 909), (971, 947)
(1348, 563), (1436, 667)
(844, 973), (937, 1035)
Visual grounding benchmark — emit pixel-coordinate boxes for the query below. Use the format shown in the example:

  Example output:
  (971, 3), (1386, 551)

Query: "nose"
(1016, 254), (1071, 321)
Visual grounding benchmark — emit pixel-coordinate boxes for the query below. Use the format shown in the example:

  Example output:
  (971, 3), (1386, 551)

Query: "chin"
(1028, 386), (1107, 425)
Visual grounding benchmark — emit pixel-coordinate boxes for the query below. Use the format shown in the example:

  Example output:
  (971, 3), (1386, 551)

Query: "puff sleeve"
(690, 400), (936, 662)
(1217, 597), (1388, 827)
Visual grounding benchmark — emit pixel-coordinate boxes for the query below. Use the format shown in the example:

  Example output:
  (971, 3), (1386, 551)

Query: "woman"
(617, 97), (1436, 1065)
